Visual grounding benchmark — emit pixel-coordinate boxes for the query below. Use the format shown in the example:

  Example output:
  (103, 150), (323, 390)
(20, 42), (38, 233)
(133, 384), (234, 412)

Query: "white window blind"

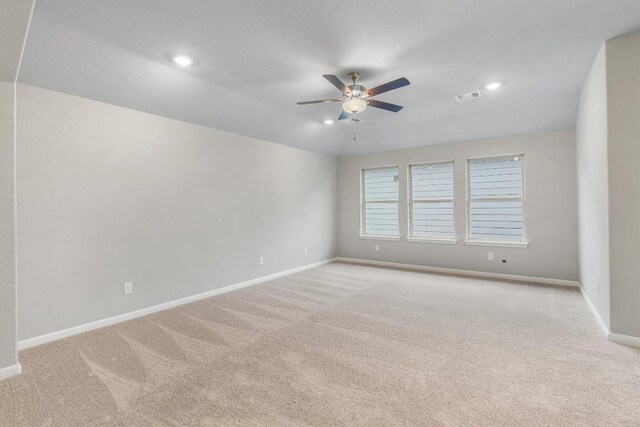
(468, 155), (525, 242)
(362, 167), (399, 237)
(409, 162), (455, 240)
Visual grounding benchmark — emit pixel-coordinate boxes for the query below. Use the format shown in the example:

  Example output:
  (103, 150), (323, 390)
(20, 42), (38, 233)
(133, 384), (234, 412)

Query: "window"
(467, 155), (526, 245)
(409, 162), (455, 241)
(361, 167), (399, 238)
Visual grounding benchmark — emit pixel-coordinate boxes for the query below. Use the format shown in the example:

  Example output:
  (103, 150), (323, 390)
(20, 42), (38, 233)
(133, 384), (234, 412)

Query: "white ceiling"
(18, 0), (640, 156)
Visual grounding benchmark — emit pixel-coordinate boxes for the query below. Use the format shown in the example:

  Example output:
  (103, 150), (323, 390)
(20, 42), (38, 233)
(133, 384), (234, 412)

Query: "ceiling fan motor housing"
(347, 84), (366, 97)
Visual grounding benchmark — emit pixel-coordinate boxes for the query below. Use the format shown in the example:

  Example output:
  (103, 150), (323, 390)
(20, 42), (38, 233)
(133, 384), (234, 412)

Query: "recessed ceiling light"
(173, 55), (193, 67)
(485, 82), (501, 91)
(323, 119), (334, 125)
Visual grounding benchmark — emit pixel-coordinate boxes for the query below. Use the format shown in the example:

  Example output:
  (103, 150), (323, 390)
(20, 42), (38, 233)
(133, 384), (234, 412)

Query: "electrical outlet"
(123, 282), (133, 295)
(304, 248), (308, 256)
(375, 244), (380, 252)
(488, 252), (494, 261)
(259, 257), (264, 265)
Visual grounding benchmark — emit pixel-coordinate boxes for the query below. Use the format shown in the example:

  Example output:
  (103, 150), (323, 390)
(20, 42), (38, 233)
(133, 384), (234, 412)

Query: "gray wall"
(0, 0), (34, 373)
(606, 32), (640, 337)
(17, 84), (337, 340)
(337, 129), (578, 281)
(576, 44), (610, 328)
(0, 83), (18, 369)
(576, 32), (640, 338)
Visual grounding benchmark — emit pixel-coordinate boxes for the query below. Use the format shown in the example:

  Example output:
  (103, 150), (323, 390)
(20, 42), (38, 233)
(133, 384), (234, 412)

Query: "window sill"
(407, 237), (458, 245)
(464, 240), (529, 248)
(359, 235), (401, 242)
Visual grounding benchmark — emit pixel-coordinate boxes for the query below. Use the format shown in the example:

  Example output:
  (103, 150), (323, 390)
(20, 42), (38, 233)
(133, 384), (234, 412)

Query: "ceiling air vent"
(455, 91), (482, 102)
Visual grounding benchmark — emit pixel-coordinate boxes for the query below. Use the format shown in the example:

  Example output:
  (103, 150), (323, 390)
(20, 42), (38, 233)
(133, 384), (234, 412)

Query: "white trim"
(466, 154), (527, 244)
(579, 286), (609, 337)
(361, 164), (399, 172)
(360, 166), (400, 238)
(608, 332), (640, 348)
(359, 235), (401, 241)
(18, 258), (336, 350)
(465, 152), (526, 162)
(578, 286), (640, 348)
(0, 363), (21, 382)
(407, 161), (456, 242)
(464, 239), (529, 248)
(335, 257), (579, 287)
(406, 237), (458, 245)
(407, 159), (456, 168)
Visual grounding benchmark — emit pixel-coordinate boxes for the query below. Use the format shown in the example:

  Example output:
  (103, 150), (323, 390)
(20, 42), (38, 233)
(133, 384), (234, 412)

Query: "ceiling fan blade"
(338, 111), (350, 121)
(367, 99), (404, 112)
(366, 77), (410, 97)
(296, 98), (343, 105)
(323, 74), (349, 93)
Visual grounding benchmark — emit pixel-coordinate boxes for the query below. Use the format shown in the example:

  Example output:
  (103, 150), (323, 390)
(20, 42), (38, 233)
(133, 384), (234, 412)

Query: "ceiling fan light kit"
(297, 71), (410, 123)
(343, 98), (367, 114)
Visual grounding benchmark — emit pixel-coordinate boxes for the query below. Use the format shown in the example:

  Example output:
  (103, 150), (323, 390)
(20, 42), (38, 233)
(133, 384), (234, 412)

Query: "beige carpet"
(1, 262), (639, 426)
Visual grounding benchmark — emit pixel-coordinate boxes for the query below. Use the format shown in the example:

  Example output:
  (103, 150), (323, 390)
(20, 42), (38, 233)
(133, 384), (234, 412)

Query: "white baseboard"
(608, 332), (640, 348)
(579, 285), (610, 337)
(335, 257), (580, 287)
(579, 286), (640, 348)
(18, 256), (640, 352)
(18, 258), (337, 351)
(0, 363), (21, 382)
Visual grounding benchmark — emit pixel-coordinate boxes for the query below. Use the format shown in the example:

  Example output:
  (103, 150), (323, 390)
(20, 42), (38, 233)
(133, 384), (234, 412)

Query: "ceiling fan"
(297, 72), (410, 122)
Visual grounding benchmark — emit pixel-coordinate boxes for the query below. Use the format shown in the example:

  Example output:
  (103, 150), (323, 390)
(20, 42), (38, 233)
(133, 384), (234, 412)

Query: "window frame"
(407, 160), (457, 244)
(360, 165), (401, 241)
(465, 154), (529, 248)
